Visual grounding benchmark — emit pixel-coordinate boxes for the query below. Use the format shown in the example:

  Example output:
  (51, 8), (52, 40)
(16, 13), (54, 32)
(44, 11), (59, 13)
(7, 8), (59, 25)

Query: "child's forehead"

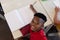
(34, 16), (40, 19)
(32, 17), (40, 23)
(33, 16), (45, 23)
(33, 17), (40, 21)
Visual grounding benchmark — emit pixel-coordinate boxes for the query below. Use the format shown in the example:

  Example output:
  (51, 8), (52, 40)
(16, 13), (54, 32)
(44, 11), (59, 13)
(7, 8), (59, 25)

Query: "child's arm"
(30, 4), (37, 14)
(54, 7), (60, 24)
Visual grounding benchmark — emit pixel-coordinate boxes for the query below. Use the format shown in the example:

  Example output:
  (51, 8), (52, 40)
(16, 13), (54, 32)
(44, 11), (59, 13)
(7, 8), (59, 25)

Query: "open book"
(1, 0), (55, 32)
(5, 6), (34, 32)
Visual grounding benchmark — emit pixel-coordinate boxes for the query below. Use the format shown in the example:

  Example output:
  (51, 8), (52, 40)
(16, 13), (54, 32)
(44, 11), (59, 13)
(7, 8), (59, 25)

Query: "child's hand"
(55, 7), (60, 13)
(30, 4), (34, 10)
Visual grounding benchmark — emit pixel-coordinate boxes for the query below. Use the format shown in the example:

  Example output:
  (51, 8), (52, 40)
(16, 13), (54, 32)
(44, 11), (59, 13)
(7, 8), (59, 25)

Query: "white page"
(5, 6), (34, 32)
(53, 0), (60, 8)
(18, 6), (34, 25)
(1, 0), (36, 14)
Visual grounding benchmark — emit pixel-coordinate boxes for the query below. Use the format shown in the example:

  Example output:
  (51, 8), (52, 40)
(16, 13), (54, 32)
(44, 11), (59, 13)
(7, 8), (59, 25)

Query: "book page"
(5, 6), (34, 32)
(53, 0), (60, 8)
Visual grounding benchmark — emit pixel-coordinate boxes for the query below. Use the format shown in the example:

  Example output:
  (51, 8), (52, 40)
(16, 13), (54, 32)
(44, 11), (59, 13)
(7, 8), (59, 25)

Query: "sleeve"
(19, 24), (30, 36)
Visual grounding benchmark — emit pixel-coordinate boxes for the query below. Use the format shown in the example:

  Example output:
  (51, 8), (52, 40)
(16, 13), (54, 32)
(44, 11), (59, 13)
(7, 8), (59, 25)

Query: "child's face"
(30, 16), (44, 32)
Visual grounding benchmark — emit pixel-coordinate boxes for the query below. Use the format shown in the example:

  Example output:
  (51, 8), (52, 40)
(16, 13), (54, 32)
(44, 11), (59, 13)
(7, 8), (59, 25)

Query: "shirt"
(20, 24), (47, 40)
